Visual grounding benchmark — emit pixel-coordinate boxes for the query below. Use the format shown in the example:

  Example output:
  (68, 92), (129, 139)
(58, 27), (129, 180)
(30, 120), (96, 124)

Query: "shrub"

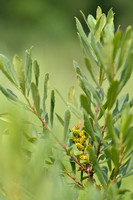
(0, 6), (133, 200)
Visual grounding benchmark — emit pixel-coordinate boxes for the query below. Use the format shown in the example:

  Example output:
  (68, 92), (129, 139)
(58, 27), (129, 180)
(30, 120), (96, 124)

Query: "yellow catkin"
(79, 130), (86, 137)
(80, 155), (90, 163)
(71, 136), (80, 143)
(76, 143), (84, 151)
(80, 135), (86, 144)
(75, 124), (80, 130)
(72, 128), (80, 136)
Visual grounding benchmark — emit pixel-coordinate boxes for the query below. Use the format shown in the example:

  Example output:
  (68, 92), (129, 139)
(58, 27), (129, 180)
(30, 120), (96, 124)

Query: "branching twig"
(64, 170), (84, 188)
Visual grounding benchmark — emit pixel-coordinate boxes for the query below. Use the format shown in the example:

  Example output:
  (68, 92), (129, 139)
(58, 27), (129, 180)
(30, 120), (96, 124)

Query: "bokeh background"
(0, 0), (133, 195)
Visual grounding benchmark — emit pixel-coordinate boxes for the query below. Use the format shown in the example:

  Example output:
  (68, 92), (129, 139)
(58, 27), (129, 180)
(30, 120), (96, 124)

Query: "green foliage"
(0, 6), (133, 200)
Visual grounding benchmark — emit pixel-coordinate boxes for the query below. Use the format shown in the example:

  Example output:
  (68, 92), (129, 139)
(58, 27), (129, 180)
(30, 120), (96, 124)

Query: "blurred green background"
(1, 0), (133, 114)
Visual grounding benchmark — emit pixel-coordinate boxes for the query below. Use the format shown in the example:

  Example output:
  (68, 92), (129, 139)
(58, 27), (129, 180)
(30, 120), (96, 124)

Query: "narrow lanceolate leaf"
(50, 90), (55, 127)
(33, 60), (40, 87)
(13, 55), (26, 94)
(96, 6), (102, 21)
(117, 26), (133, 71)
(31, 82), (40, 114)
(94, 14), (106, 42)
(106, 113), (118, 145)
(43, 73), (49, 113)
(106, 8), (114, 29)
(119, 51), (133, 90)
(87, 15), (96, 32)
(0, 54), (17, 86)
(103, 39), (114, 82)
(84, 57), (98, 86)
(0, 84), (17, 102)
(107, 81), (119, 110)
(84, 111), (97, 143)
(121, 106), (132, 138)
(75, 17), (91, 48)
(113, 31), (122, 60)
(68, 86), (75, 105)
(25, 47), (33, 96)
(55, 113), (64, 127)
(64, 110), (71, 144)
(80, 94), (94, 119)
(89, 147), (107, 189)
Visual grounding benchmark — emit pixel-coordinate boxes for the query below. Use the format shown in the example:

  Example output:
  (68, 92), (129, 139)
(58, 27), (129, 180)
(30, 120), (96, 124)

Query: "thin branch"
(64, 170), (84, 188)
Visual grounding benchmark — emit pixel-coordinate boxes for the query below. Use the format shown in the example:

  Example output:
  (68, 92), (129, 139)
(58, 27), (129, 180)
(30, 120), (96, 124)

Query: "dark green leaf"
(113, 31), (122, 60)
(13, 55), (26, 94)
(111, 146), (119, 167)
(64, 110), (71, 144)
(84, 111), (97, 143)
(89, 147), (107, 189)
(50, 90), (55, 127)
(33, 60), (39, 87)
(107, 81), (119, 110)
(31, 82), (40, 114)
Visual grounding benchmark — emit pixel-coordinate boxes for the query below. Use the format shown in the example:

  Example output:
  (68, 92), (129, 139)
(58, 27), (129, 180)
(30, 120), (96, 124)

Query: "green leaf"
(84, 111), (97, 143)
(33, 60), (39, 87)
(68, 86), (75, 105)
(106, 113), (118, 145)
(121, 106), (132, 138)
(0, 84), (17, 102)
(111, 146), (119, 167)
(87, 15), (96, 32)
(119, 51), (133, 90)
(106, 8), (114, 29)
(75, 17), (91, 48)
(31, 82), (40, 114)
(43, 73), (49, 113)
(70, 158), (76, 174)
(117, 26), (133, 71)
(80, 94), (94, 119)
(0, 54), (17, 86)
(50, 90), (55, 127)
(55, 113), (64, 127)
(64, 110), (71, 144)
(79, 76), (101, 106)
(66, 147), (73, 156)
(104, 24), (114, 40)
(107, 81), (119, 110)
(90, 33), (103, 65)
(94, 14), (106, 42)
(13, 55), (26, 94)
(103, 38), (114, 82)
(89, 147), (107, 189)
(98, 101), (107, 120)
(113, 31), (122, 60)
(25, 46), (33, 96)
(96, 6), (102, 21)
(84, 57), (98, 86)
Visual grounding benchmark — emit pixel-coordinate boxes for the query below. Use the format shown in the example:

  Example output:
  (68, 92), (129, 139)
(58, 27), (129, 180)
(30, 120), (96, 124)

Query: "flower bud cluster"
(71, 125), (92, 163)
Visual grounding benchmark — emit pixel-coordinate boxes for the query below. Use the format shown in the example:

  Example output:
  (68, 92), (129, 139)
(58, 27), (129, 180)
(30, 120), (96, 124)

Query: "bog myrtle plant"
(0, 6), (133, 200)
